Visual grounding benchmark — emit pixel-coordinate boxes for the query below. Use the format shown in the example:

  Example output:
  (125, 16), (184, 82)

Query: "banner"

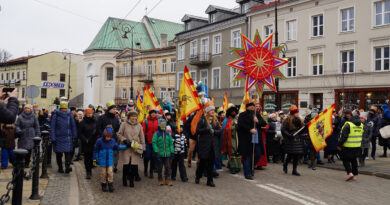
(222, 92), (228, 112)
(178, 66), (202, 121)
(143, 85), (163, 118)
(308, 104), (335, 152)
(42, 81), (65, 89)
(136, 91), (144, 123)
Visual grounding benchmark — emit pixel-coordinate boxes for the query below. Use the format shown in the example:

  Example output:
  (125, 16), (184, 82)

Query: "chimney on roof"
(160, 34), (167, 48)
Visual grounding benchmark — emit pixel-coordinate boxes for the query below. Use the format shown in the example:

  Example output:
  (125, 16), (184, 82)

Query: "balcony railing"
(116, 67), (146, 77)
(138, 73), (153, 83)
(189, 52), (212, 66)
(0, 79), (21, 85)
(114, 98), (129, 106)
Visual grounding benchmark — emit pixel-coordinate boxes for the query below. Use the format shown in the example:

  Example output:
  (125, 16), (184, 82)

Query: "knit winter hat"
(104, 125), (113, 138)
(85, 108), (94, 115)
(352, 109), (360, 117)
(289, 105), (299, 115)
(24, 104), (33, 110)
(127, 110), (138, 117)
(60, 101), (68, 109)
(158, 119), (167, 130)
(106, 100), (116, 111)
(369, 106), (378, 113)
(204, 101), (215, 114)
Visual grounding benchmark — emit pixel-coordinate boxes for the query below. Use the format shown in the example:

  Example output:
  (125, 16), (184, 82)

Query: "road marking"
(256, 184), (315, 205)
(266, 184), (328, 205)
(231, 174), (327, 205)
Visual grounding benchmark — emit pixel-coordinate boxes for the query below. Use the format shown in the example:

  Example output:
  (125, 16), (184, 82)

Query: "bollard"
(12, 149), (28, 205)
(40, 130), (50, 179)
(29, 137), (42, 200)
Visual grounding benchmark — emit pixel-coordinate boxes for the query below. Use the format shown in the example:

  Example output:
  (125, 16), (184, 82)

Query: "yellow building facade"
(115, 46), (177, 106)
(0, 52), (84, 110)
(0, 57), (28, 105)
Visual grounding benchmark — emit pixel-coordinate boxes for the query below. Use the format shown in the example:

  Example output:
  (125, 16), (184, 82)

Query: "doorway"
(312, 93), (323, 111)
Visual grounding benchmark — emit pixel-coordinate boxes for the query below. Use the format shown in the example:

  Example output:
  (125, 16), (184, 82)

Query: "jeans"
(242, 156), (252, 177)
(56, 152), (72, 170)
(214, 157), (222, 170)
(143, 143), (155, 175)
(157, 157), (171, 179)
(342, 158), (358, 175)
(1, 148), (15, 168)
(171, 153), (187, 180)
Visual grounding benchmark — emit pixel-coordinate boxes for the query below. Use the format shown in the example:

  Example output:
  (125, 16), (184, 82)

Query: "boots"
(207, 180), (216, 187)
(165, 177), (173, 186)
(86, 172), (91, 179)
(283, 163), (288, 174)
(65, 166), (72, 174)
(122, 165), (129, 186)
(158, 177), (164, 186)
(101, 183), (108, 192)
(292, 169), (301, 176)
(108, 183), (114, 192)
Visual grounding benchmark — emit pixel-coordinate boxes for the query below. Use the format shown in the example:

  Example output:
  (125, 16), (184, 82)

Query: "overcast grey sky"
(0, 0), (238, 59)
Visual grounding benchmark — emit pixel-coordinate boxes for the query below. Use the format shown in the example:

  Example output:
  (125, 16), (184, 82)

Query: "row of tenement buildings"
(1, 0), (390, 113)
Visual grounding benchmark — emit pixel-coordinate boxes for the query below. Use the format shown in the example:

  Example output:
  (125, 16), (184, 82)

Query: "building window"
(168, 88), (175, 98)
(41, 88), (47, 99)
(178, 43), (185, 60)
(59, 89), (65, 97)
(22, 87), (25, 98)
(264, 25), (273, 39)
(190, 71), (197, 83)
(312, 15), (324, 37)
(11, 72), (14, 80)
(212, 67), (220, 89)
(170, 58), (176, 73)
(287, 57), (297, 77)
(210, 13), (217, 23)
(23, 71), (26, 80)
(162, 59), (167, 73)
(123, 63), (127, 76)
(231, 29), (241, 47)
(312, 53), (323, 75)
(147, 61), (153, 76)
(17, 72), (20, 80)
(200, 70), (208, 86)
(341, 51), (354, 73)
(341, 8), (354, 32)
(177, 72), (184, 90)
(60, 73), (66, 82)
(154, 60), (157, 74)
(122, 88), (127, 99)
(41, 72), (47, 81)
(213, 34), (222, 54)
(160, 87), (167, 99)
(286, 20), (297, 41)
(1, 73), (3, 80)
(375, 0), (390, 26)
(6, 73), (9, 80)
(200, 37), (209, 61)
(190, 40), (197, 58)
(230, 68), (241, 88)
(106, 67), (113, 81)
(375, 46), (390, 71)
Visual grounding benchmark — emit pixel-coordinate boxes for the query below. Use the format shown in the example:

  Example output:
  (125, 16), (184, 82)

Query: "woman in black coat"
(78, 109), (98, 179)
(325, 111), (341, 163)
(195, 103), (221, 187)
(282, 105), (305, 176)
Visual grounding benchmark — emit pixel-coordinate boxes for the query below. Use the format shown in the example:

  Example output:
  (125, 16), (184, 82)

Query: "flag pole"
(252, 94), (256, 174)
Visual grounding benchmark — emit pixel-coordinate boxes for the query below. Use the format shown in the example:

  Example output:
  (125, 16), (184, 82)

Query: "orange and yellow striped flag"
(136, 91), (144, 123)
(239, 92), (250, 113)
(143, 85), (163, 118)
(308, 104), (335, 152)
(222, 92), (228, 112)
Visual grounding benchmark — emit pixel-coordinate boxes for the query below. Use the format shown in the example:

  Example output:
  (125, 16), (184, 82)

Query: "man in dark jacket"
(79, 108), (98, 179)
(97, 101), (120, 172)
(338, 110), (363, 181)
(0, 87), (19, 124)
(237, 101), (258, 180)
(367, 106), (380, 159)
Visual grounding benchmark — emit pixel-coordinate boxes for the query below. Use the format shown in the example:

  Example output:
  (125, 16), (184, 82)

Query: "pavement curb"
(318, 165), (390, 180)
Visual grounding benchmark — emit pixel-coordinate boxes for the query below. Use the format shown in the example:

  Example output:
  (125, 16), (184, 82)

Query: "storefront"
(335, 88), (390, 111)
(261, 91), (299, 113)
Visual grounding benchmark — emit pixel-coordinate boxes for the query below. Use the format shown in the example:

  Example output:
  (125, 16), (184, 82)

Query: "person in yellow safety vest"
(337, 109), (364, 181)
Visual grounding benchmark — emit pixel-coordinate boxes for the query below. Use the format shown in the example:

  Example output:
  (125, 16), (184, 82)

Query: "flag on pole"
(222, 92), (228, 112)
(308, 104), (336, 152)
(136, 91), (144, 123)
(143, 85), (163, 118)
(178, 66), (202, 124)
(211, 95), (215, 104)
(239, 92), (250, 113)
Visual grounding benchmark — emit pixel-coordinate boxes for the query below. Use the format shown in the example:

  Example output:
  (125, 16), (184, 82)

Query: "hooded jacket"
(152, 128), (174, 158)
(142, 116), (158, 144)
(78, 116), (98, 153)
(338, 115), (362, 147)
(97, 112), (120, 140)
(51, 109), (77, 153)
(15, 111), (40, 150)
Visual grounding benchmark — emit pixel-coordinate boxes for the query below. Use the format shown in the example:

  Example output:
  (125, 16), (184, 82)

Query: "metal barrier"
(40, 130), (50, 179)
(29, 137), (41, 200)
(0, 149), (28, 205)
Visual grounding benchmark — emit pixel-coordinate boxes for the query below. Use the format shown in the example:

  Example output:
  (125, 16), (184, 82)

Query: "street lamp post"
(62, 50), (71, 101)
(274, 0), (279, 112)
(122, 25), (137, 100)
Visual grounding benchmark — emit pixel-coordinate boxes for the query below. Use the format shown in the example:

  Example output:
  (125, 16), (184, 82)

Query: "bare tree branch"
(0, 49), (13, 63)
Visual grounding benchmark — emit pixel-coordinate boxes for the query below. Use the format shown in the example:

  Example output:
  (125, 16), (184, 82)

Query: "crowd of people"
(1, 87), (390, 192)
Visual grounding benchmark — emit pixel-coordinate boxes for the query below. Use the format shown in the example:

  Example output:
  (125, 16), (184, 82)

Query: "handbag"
(379, 125), (390, 139)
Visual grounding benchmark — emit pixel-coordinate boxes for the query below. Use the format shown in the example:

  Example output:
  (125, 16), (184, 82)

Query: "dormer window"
(210, 13), (217, 23)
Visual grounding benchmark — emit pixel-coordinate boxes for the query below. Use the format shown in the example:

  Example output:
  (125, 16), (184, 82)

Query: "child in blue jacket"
(94, 125), (126, 192)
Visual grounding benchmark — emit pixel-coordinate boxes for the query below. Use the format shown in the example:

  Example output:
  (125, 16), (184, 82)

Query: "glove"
(131, 141), (140, 151)
(123, 139), (131, 147)
(93, 160), (97, 166)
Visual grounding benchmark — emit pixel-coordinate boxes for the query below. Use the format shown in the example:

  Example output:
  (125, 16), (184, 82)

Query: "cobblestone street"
(61, 159), (390, 205)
